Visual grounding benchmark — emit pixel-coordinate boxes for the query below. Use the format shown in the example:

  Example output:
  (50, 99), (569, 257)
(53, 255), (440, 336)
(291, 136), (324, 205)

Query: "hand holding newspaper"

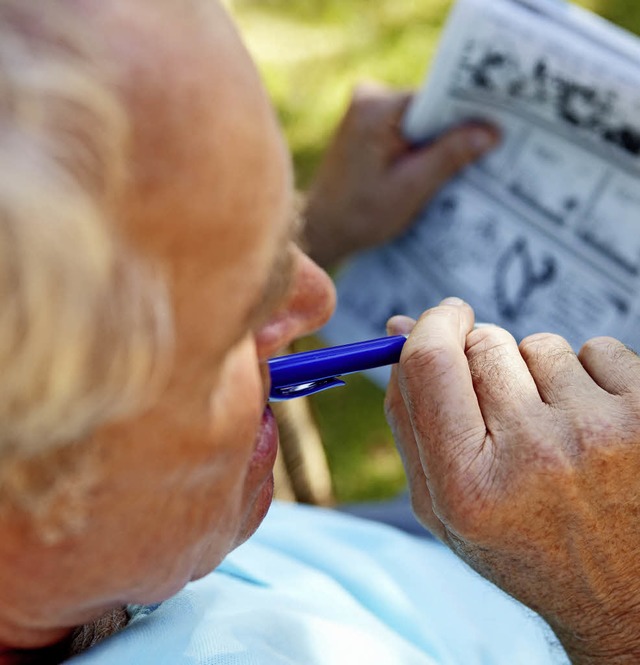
(323, 0), (640, 385)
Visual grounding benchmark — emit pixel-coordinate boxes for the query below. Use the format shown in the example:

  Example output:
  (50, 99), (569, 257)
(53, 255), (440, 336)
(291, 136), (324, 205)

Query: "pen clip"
(269, 377), (346, 401)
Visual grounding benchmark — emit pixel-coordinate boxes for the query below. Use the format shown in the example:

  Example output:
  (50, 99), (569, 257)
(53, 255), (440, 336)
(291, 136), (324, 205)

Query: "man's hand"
(385, 300), (640, 664)
(304, 83), (499, 268)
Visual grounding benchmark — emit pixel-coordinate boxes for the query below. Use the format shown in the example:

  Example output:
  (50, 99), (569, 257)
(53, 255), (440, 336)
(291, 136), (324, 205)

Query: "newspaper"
(322, 0), (640, 386)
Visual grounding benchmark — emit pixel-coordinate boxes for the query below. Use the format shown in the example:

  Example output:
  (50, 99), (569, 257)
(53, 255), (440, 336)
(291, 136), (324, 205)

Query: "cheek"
(208, 336), (264, 462)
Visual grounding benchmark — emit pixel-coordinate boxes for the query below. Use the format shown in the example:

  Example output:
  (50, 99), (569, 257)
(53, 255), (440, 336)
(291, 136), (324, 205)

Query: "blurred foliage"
(229, 0), (640, 503)
(590, 0), (640, 35)
(231, 0), (452, 186)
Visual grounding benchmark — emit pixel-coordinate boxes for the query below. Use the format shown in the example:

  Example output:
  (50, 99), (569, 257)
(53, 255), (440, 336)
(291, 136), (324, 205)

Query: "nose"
(254, 246), (336, 360)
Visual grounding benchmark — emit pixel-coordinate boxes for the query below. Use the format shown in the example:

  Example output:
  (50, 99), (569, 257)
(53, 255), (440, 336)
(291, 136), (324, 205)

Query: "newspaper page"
(322, 0), (640, 386)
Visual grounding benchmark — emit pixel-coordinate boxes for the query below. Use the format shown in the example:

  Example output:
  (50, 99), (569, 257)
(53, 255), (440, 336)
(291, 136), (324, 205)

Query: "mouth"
(243, 406), (279, 524)
(250, 405), (279, 472)
(233, 406), (279, 548)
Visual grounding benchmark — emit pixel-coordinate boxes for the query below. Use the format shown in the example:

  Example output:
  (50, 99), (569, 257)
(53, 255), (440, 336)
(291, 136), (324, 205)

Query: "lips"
(238, 406), (279, 538)
(249, 405), (279, 474)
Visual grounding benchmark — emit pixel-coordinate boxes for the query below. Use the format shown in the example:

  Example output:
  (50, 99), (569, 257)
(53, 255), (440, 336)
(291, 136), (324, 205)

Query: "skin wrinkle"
(435, 443), (497, 540)
(459, 418), (573, 542)
(384, 293), (640, 661)
(400, 347), (459, 407)
(520, 335), (588, 405)
(473, 438), (638, 651)
(465, 329), (536, 447)
(414, 401), (494, 538)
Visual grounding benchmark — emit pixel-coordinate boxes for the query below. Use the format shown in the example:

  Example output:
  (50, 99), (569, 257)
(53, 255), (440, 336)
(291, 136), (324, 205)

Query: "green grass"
(229, 0), (640, 503)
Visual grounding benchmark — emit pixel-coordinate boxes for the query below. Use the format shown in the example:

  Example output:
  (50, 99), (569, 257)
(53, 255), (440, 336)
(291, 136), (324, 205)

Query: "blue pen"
(268, 335), (407, 401)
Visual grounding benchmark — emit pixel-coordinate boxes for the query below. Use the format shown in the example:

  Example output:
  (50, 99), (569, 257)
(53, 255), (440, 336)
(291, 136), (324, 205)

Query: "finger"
(350, 85), (415, 165)
(397, 298), (488, 489)
(386, 314), (416, 336)
(386, 313), (444, 537)
(519, 333), (602, 405)
(385, 362), (445, 539)
(341, 84), (413, 178)
(465, 325), (543, 434)
(389, 123), (500, 220)
(351, 82), (413, 130)
(579, 336), (640, 395)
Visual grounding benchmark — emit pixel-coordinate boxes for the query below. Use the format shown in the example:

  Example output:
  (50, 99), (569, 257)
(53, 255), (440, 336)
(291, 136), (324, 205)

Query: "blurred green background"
(228, 0), (640, 503)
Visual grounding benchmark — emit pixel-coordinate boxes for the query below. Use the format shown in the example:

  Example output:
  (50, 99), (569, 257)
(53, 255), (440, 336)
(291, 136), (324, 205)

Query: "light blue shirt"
(67, 502), (568, 664)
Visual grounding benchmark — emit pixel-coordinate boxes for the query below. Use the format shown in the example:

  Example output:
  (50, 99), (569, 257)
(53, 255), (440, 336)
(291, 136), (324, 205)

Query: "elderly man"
(0, 0), (639, 663)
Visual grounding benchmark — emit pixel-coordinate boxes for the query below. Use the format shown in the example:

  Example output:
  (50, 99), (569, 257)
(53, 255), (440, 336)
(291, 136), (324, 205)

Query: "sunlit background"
(228, 0), (640, 503)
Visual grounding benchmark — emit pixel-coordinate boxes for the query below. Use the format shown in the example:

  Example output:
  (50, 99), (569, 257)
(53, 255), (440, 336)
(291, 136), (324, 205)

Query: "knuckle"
(580, 336), (637, 364)
(466, 326), (515, 363)
(519, 332), (571, 363)
(520, 331), (567, 352)
(468, 324), (515, 347)
(465, 328), (517, 390)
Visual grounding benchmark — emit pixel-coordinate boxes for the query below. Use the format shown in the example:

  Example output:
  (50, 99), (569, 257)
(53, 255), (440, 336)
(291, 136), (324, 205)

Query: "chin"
(232, 472), (275, 550)
(229, 406), (279, 547)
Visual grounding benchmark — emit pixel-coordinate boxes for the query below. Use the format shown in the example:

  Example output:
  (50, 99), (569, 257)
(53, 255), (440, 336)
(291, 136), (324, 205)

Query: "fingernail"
(470, 128), (496, 154)
(440, 297), (465, 307)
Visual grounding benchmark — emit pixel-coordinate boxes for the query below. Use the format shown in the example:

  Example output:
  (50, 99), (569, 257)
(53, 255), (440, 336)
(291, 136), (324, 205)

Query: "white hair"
(0, 0), (172, 502)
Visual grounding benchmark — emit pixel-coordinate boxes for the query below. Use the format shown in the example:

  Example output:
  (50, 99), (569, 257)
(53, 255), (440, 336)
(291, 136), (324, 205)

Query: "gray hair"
(0, 0), (172, 497)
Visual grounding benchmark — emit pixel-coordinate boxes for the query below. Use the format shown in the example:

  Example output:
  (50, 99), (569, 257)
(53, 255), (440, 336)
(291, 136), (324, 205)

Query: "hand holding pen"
(267, 318), (497, 401)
